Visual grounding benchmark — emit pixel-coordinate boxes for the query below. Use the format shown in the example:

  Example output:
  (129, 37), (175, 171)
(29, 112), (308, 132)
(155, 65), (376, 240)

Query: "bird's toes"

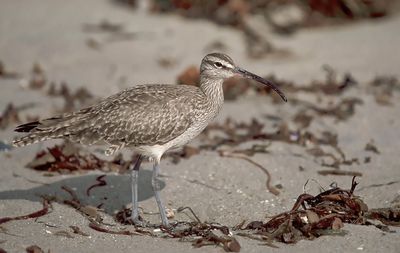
(131, 218), (148, 228)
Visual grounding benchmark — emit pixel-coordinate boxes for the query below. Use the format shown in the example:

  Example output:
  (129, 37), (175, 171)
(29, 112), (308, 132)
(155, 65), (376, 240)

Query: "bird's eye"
(214, 62), (223, 68)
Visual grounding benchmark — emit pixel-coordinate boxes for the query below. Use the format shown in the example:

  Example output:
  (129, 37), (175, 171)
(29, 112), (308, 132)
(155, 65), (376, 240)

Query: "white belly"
(132, 116), (212, 162)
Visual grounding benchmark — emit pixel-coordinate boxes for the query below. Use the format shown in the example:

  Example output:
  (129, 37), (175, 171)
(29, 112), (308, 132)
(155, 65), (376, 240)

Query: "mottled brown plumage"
(14, 85), (212, 156)
(13, 53), (287, 226)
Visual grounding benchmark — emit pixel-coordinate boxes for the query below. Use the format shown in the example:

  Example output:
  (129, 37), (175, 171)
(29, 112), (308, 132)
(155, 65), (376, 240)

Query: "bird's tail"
(13, 121), (55, 147)
(12, 108), (92, 147)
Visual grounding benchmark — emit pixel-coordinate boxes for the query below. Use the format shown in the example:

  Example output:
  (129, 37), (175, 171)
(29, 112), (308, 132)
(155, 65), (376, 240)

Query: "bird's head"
(200, 53), (287, 102)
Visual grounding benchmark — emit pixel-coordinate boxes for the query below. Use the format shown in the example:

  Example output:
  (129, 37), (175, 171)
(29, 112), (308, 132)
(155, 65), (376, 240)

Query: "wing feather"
(78, 85), (202, 146)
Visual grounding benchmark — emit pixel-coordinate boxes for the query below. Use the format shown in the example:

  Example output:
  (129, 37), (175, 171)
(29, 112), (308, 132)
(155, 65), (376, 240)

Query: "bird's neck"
(199, 76), (224, 107)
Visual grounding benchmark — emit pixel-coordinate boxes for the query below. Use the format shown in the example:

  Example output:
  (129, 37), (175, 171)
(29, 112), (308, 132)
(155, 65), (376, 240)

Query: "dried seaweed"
(161, 221), (240, 252)
(365, 208), (400, 226)
(291, 97), (363, 122)
(47, 82), (94, 112)
(26, 142), (131, 174)
(112, 179), (398, 250)
(82, 19), (139, 43)
(0, 199), (50, 225)
(146, 0), (392, 59)
(3, 178), (397, 252)
(367, 76), (400, 106)
(268, 68), (357, 98)
(27, 144), (104, 173)
(149, 1), (391, 30)
(164, 146), (200, 164)
(0, 103), (20, 130)
(177, 66), (199, 86)
(25, 245), (44, 253)
(317, 169), (362, 177)
(69, 225), (90, 236)
(241, 19), (274, 58)
(54, 230), (74, 238)
(240, 177), (398, 244)
(365, 140), (380, 154)
(89, 221), (146, 236)
(61, 185), (102, 222)
(115, 205), (242, 252)
(201, 118), (354, 169)
(86, 175), (107, 196)
(0, 61), (20, 79)
(157, 57), (177, 68)
(219, 151), (280, 195)
(29, 63), (46, 90)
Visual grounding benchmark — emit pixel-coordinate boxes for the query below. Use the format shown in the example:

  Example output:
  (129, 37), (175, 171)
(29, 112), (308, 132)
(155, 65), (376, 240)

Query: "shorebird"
(13, 53), (287, 227)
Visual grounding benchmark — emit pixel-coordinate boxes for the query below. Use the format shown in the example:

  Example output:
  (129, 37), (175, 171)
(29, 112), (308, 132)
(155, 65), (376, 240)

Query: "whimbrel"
(13, 53), (287, 227)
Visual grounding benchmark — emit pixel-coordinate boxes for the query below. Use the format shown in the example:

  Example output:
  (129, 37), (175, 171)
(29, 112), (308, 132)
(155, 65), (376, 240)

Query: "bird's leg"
(130, 155), (143, 225)
(152, 161), (169, 227)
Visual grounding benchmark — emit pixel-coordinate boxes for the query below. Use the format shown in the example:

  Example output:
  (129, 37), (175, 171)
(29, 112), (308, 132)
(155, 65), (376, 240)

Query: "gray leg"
(152, 161), (169, 227)
(130, 155), (143, 224)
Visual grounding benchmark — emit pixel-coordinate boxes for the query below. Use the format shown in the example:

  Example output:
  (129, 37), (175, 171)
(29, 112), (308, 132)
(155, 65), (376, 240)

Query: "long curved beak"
(234, 67), (287, 102)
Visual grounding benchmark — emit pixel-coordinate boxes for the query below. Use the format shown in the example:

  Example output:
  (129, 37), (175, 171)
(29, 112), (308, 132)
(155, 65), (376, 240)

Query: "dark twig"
(219, 151), (280, 196)
(86, 174), (107, 196)
(177, 206), (201, 223)
(0, 199), (50, 225)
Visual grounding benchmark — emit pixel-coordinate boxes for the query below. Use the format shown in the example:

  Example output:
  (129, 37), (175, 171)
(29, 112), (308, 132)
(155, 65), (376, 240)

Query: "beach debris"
(0, 103), (20, 130)
(177, 66), (199, 86)
(2, 178), (399, 252)
(365, 208), (400, 226)
(0, 199), (50, 225)
(113, 177), (399, 251)
(367, 76), (400, 106)
(0, 61), (20, 79)
(82, 19), (139, 43)
(25, 245), (44, 253)
(26, 142), (135, 174)
(157, 57), (177, 68)
(365, 140), (380, 154)
(69, 226), (90, 236)
(317, 169), (362, 177)
(241, 20), (275, 58)
(165, 145), (200, 164)
(202, 118), (349, 168)
(306, 0), (389, 20)
(219, 150), (280, 195)
(29, 63), (47, 90)
(89, 222), (145, 236)
(291, 97), (363, 122)
(47, 82), (94, 112)
(263, 2), (307, 35)
(61, 185), (103, 222)
(27, 143), (104, 173)
(161, 221), (240, 252)
(86, 175), (107, 196)
(54, 230), (74, 238)
(0, 103), (40, 130)
(149, 1), (391, 26)
(240, 177), (398, 244)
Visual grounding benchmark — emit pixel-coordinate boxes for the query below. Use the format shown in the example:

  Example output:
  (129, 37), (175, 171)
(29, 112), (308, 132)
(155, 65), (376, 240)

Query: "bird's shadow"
(0, 170), (165, 216)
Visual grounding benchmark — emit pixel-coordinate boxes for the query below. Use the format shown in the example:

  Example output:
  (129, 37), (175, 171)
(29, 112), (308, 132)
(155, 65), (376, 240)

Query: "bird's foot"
(131, 217), (150, 228)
